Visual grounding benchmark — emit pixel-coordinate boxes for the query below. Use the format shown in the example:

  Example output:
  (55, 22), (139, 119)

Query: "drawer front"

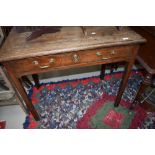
(61, 46), (132, 66)
(9, 54), (62, 75)
(9, 46), (133, 76)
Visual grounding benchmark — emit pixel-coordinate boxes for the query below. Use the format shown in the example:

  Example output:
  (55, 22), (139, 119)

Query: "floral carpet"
(23, 70), (155, 129)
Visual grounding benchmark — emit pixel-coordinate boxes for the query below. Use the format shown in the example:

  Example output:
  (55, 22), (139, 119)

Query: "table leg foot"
(114, 60), (135, 107)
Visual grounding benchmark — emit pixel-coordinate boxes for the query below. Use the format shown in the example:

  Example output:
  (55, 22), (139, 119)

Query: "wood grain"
(0, 27), (145, 121)
(114, 45), (139, 107)
(5, 45), (134, 77)
(0, 27), (145, 62)
(4, 63), (40, 120)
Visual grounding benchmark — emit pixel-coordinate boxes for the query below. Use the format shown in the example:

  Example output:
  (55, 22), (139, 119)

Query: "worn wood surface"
(0, 26), (145, 121)
(0, 27), (145, 62)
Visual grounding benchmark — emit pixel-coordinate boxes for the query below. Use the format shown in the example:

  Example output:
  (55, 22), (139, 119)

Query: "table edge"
(0, 39), (146, 63)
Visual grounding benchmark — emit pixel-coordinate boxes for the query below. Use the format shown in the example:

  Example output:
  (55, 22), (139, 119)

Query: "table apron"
(3, 45), (137, 77)
(5, 56), (133, 77)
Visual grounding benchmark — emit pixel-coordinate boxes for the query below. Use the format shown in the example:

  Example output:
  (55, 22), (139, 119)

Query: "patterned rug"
(77, 94), (146, 129)
(23, 70), (154, 129)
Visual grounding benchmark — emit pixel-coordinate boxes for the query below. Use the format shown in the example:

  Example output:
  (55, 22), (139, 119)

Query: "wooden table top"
(132, 27), (155, 74)
(0, 27), (145, 62)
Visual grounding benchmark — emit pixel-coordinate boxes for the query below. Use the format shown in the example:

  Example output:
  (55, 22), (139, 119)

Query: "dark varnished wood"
(5, 45), (134, 77)
(132, 72), (152, 109)
(100, 64), (106, 80)
(0, 27), (145, 121)
(21, 76), (33, 88)
(132, 27), (155, 74)
(114, 46), (139, 107)
(131, 27), (155, 110)
(3, 63), (40, 120)
(32, 74), (40, 88)
(22, 74), (40, 89)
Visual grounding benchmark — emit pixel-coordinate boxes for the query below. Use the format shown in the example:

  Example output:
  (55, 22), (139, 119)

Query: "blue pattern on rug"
(24, 70), (144, 129)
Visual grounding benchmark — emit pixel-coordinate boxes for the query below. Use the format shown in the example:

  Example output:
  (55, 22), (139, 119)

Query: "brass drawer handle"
(32, 58), (55, 69)
(96, 51), (112, 61)
(39, 65), (50, 69)
(101, 57), (110, 60)
(73, 54), (80, 63)
(96, 50), (116, 56)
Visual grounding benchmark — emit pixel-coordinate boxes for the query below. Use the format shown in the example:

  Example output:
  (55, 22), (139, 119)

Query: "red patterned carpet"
(23, 70), (154, 129)
(77, 94), (146, 129)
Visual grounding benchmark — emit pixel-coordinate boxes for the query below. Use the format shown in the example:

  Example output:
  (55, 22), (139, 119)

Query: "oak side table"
(0, 27), (145, 121)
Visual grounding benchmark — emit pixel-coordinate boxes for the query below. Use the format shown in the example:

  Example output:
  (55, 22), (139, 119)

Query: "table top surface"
(132, 27), (155, 74)
(0, 26), (145, 62)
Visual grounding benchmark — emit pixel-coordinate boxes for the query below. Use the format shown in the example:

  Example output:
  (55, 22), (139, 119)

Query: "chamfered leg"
(3, 64), (40, 121)
(114, 60), (134, 107)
